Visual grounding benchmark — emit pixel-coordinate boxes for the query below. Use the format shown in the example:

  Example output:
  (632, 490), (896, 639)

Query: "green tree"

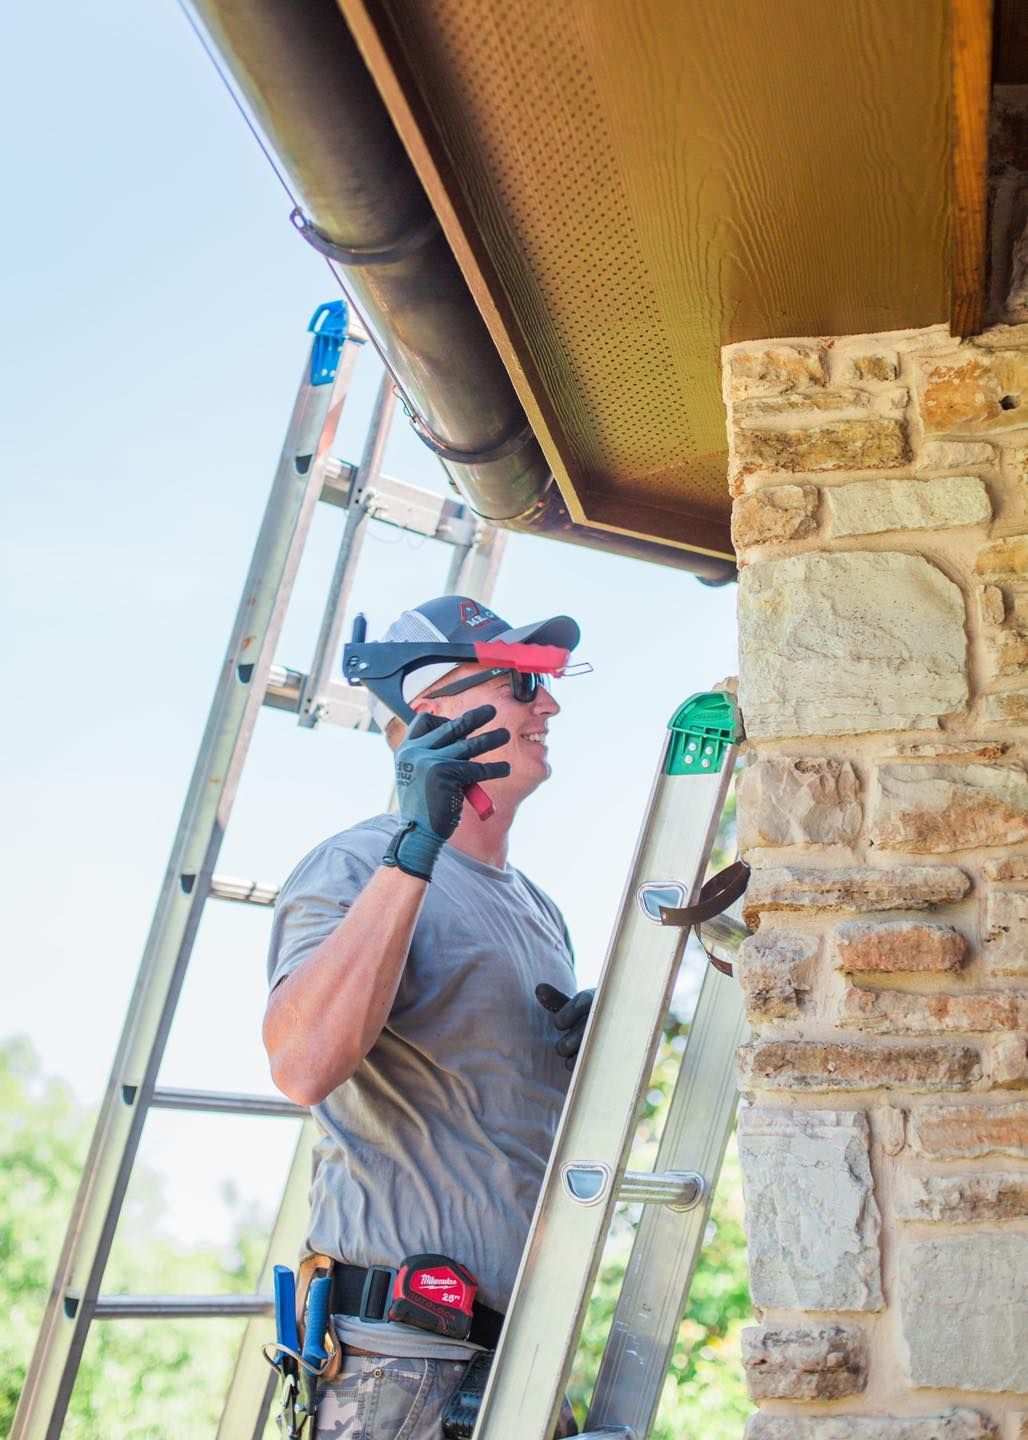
(1, 1038), (270, 1440)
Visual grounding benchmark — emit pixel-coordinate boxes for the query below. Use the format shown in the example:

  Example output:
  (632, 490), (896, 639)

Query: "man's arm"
(264, 703), (510, 1107)
(263, 864), (427, 1106)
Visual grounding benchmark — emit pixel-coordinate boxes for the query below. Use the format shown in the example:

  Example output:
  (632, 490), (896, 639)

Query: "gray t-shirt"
(267, 815), (576, 1358)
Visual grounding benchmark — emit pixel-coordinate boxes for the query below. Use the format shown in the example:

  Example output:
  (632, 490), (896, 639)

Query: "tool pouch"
(441, 1350), (493, 1440)
(388, 1253), (478, 1342)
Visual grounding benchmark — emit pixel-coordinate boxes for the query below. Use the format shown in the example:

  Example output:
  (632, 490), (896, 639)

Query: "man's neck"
(446, 792), (518, 870)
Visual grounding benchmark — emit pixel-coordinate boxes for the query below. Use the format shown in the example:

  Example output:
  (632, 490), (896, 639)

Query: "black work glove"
(535, 984), (596, 1071)
(382, 704), (510, 881)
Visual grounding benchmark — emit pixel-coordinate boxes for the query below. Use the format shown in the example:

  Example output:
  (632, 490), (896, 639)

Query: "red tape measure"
(388, 1253), (478, 1341)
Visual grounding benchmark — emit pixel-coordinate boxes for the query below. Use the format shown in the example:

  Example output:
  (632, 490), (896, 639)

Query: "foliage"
(1, 1038), (268, 1440)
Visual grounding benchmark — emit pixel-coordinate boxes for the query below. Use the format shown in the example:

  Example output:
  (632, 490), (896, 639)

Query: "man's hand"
(535, 983), (595, 1071)
(383, 704), (511, 881)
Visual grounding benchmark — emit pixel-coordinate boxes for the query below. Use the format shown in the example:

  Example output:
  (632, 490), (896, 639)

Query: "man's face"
(412, 663), (561, 800)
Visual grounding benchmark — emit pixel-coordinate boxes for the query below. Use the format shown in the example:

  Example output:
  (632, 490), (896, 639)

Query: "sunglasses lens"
(511, 672), (548, 701)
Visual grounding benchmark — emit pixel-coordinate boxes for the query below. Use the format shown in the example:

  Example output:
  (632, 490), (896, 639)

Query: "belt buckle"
(358, 1266), (398, 1323)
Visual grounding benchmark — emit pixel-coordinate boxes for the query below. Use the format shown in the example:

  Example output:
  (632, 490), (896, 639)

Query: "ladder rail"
(474, 719), (738, 1440)
(11, 323), (362, 1440)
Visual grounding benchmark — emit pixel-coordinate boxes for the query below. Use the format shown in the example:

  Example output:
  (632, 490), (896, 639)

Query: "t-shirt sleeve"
(266, 838), (380, 991)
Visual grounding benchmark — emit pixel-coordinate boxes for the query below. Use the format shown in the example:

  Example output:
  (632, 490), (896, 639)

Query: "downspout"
(190, 0), (736, 582)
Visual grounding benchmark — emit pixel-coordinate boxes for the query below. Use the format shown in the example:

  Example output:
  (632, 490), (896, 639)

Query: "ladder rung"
(318, 457), (479, 546)
(150, 1087), (306, 1119)
(88, 1294), (273, 1320)
(209, 874), (279, 906)
(620, 1169), (704, 1210)
(318, 458), (357, 507)
(264, 665), (304, 711)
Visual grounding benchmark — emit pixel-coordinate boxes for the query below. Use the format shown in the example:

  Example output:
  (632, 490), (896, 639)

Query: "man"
(263, 596), (591, 1439)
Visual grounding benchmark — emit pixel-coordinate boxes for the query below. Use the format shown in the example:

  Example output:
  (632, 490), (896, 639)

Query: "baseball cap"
(367, 595), (580, 732)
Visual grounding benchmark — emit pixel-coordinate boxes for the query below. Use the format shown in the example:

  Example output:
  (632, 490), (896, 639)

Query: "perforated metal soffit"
(344, 0), (953, 559)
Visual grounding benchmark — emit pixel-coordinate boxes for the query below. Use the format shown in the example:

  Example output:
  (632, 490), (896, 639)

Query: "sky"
(2, 1), (737, 1254)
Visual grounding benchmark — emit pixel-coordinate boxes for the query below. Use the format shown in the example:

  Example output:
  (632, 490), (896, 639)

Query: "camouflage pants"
(313, 1353), (577, 1439)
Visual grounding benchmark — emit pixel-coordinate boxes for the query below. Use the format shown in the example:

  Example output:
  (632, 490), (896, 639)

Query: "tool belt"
(331, 1257), (505, 1350)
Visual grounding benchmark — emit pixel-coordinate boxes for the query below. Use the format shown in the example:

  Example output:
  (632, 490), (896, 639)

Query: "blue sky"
(2, 1), (737, 1246)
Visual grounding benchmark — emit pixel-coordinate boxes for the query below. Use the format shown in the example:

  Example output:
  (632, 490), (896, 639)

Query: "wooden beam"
(951, 0), (994, 337)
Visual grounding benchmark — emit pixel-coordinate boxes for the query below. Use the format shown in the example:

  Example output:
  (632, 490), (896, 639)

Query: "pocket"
(361, 1357), (434, 1440)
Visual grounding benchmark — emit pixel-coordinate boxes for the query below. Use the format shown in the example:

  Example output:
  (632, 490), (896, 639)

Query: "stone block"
(738, 553), (967, 739)
(984, 857), (1028, 881)
(729, 344), (826, 397)
(871, 763), (1028, 852)
(834, 919), (967, 973)
(991, 1035), (1028, 1088)
(900, 1235), (1028, 1390)
(737, 1108), (882, 1309)
(735, 388), (870, 419)
(737, 757), (862, 849)
(980, 586), (1006, 625)
(745, 1411), (996, 1440)
(975, 533), (1028, 581)
(737, 1040), (982, 1092)
(980, 688), (1028, 726)
(735, 416), (909, 474)
(920, 349), (1028, 433)
(850, 354), (899, 383)
(895, 1171), (1028, 1222)
(737, 930), (818, 1021)
(889, 740), (1010, 759)
(877, 1105), (907, 1154)
(741, 1323), (866, 1400)
(732, 485), (818, 549)
(744, 865), (970, 926)
(839, 985), (1028, 1034)
(825, 478), (990, 537)
(988, 629), (1028, 679)
(983, 888), (1028, 976)
(908, 1101), (1028, 1158)
(917, 439), (997, 470)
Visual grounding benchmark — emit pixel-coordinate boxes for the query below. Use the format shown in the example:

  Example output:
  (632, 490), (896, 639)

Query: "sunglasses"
(426, 666), (551, 704)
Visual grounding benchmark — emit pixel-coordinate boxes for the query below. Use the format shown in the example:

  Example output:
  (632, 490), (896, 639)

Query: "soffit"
(338, 0), (970, 559)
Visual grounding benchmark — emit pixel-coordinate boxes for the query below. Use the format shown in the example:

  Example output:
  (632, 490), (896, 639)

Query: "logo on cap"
(458, 601), (495, 628)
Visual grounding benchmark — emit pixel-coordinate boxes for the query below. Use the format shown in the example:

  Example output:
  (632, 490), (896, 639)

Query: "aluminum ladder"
(475, 691), (749, 1440)
(12, 299), (506, 1440)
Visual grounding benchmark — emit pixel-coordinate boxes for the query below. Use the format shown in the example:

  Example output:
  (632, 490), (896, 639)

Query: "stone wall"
(724, 324), (1028, 1440)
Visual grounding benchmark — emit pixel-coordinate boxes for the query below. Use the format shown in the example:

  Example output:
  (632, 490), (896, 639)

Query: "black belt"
(331, 1264), (505, 1350)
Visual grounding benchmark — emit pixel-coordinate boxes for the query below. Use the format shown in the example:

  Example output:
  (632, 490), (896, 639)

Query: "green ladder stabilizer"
(476, 692), (749, 1440)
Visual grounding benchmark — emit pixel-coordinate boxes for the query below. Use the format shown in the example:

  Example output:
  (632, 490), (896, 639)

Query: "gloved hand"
(535, 984), (596, 1071)
(382, 704), (511, 881)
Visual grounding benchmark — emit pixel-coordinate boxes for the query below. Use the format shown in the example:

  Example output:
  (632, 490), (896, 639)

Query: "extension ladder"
(475, 692), (749, 1440)
(12, 301), (506, 1440)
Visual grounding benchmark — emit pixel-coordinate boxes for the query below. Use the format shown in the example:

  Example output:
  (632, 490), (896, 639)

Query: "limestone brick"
(825, 478), (990, 537)
(900, 1236), (1028, 1390)
(908, 1101), (1028, 1158)
(737, 1040), (982, 1092)
(737, 1108), (882, 1310)
(732, 485), (819, 549)
(984, 857), (1028, 880)
(980, 688), (1028, 725)
(737, 757), (862, 849)
(894, 1171), (1028, 1222)
(919, 349), (1028, 433)
(991, 1034), (1028, 1088)
(741, 1323), (866, 1400)
(987, 628), (1028, 678)
(738, 553), (967, 739)
(849, 354), (899, 383)
(980, 585), (1006, 625)
(839, 985), (1028, 1034)
(833, 919), (967, 973)
(745, 1412), (996, 1440)
(982, 888), (1028, 976)
(743, 865), (970, 926)
(737, 930), (818, 1022)
(735, 388), (870, 418)
(729, 344), (827, 398)
(975, 533), (1028, 580)
(917, 439), (998, 470)
(870, 763), (1028, 852)
(735, 416), (909, 475)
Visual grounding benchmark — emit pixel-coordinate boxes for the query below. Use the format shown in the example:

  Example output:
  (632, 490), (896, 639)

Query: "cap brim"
(497, 614), (580, 653)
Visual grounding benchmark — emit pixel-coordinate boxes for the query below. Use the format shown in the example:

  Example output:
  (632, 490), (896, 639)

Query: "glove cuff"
(381, 821), (444, 882)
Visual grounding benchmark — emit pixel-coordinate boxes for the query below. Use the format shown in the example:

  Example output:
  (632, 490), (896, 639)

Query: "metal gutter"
(190, 0), (736, 581)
